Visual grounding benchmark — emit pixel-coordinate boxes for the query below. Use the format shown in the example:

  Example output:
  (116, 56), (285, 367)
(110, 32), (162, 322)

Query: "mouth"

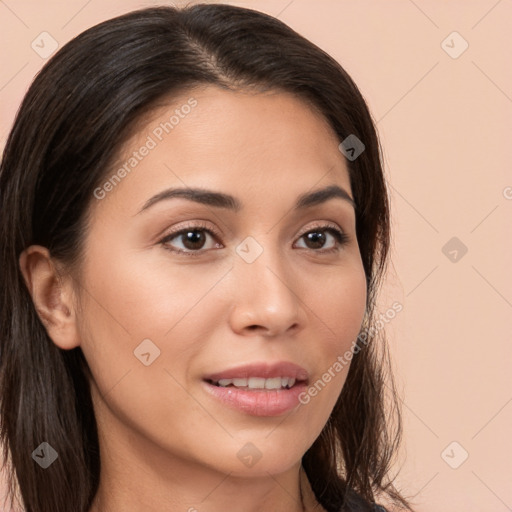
(201, 361), (309, 416)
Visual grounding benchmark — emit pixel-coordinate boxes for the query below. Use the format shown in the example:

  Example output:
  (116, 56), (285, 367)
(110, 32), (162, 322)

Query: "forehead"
(93, 85), (352, 215)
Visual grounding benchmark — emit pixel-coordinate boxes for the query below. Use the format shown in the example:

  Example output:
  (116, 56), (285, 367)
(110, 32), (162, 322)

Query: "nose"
(228, 245), (305, 337)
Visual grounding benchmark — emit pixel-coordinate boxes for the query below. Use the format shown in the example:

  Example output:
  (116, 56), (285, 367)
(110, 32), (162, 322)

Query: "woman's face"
(75, 85), (367, 478)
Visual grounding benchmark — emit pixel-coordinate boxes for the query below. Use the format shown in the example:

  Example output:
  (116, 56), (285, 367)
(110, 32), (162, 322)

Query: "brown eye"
(160, 226), (221, 255)
(179, 230), (208, 250)
(295, 227), (348, 251)
(303, 230), (328, 249)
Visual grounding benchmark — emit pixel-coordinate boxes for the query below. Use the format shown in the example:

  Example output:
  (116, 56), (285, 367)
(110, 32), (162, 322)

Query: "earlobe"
(18, 245), (80, 350)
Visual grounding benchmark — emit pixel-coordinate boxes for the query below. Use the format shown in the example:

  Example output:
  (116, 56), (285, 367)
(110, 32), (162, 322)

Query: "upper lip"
(204, 361), (309, 383)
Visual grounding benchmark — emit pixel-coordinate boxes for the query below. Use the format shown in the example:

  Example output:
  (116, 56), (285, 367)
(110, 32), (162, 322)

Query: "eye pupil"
(305, 231), (326, 249)
(183, 230), (206, 249)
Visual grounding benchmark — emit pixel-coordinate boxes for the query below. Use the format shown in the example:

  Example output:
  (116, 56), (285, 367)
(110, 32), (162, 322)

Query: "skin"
(19, 85), (367, 512)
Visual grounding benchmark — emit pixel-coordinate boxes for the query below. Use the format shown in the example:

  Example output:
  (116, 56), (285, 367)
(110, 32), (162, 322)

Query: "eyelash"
(159, 221), (350, 258)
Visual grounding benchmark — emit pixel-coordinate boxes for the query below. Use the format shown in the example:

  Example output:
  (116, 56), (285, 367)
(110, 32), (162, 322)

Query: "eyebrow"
(136, 184), (355, 215)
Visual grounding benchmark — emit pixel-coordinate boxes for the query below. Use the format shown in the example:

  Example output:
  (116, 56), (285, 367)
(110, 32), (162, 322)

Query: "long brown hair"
(0, 4), (413, 512)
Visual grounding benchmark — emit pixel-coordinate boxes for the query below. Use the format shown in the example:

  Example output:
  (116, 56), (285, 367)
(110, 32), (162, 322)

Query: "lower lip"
(202, 380), (308, 417)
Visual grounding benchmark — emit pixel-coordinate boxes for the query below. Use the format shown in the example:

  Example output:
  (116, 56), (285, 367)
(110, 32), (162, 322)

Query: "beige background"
(1, 1), (511, 511)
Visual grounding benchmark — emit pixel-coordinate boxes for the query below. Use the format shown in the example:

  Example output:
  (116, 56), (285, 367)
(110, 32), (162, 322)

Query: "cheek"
(311, 262), (367, 349)
(80, 246), (223, 336)
(75, 251), (223, 445)
(299, 262), (367, 409)
(76, 248), (231, 391)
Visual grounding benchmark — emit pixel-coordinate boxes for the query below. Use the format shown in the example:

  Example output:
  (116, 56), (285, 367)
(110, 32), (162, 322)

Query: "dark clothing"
(339, 487), (389, 512)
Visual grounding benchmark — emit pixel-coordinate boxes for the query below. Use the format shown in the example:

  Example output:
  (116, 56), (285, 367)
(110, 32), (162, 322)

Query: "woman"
(0, 4), (414, 512)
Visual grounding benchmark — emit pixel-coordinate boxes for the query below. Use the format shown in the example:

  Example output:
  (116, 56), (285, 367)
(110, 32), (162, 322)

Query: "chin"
(197, 436), (309, 477)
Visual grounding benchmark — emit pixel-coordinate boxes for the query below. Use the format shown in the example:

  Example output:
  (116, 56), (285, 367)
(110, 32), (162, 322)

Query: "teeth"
(215, 377), (297, 389)
(248, 377), (265, 389)
(264, 377), (282, 389)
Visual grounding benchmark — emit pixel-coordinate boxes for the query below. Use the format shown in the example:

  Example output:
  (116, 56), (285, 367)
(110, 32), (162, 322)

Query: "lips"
(202, 361), (310, 416)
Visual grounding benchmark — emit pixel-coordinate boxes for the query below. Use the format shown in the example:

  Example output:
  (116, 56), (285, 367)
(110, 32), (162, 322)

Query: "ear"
(18, 245), (80, 350)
